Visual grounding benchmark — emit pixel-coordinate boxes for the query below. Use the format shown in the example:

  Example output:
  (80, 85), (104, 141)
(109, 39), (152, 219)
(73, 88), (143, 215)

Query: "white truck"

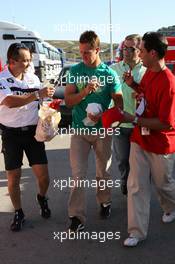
(0, 21), (62, 82)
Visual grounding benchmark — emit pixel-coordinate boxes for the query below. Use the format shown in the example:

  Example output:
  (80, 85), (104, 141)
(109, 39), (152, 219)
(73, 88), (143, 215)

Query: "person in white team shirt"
(0, 43), (55, 232)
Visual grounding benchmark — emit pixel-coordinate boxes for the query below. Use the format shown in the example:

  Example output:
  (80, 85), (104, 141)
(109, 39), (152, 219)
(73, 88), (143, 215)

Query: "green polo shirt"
(67, 62), (122, 130)
(111, 61), (146, 128)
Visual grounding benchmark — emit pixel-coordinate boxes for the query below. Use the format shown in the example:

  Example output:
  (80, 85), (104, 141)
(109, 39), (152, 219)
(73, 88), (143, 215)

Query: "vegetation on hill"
(47, 40), (118, 62)
(157, 25), (175, 36)
(48, 26), (175, 62)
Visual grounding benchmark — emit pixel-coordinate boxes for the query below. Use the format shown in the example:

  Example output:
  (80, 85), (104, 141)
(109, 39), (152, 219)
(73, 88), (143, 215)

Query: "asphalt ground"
(0, 135), (175, 264)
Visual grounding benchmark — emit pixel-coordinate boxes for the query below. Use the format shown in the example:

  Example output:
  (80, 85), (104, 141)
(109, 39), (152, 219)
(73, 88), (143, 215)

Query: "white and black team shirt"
(0, 68), (41, 127)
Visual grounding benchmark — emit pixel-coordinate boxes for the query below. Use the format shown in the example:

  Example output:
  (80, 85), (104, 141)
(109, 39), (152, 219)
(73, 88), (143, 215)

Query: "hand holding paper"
(83, 103), (102, 126)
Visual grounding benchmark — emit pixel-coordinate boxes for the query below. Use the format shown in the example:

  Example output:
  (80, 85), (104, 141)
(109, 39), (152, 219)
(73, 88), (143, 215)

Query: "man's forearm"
(1, 93), (37, 108)
(1, 86), (55, 108)
(123, 112), (171, 130)
(129, 81), (140, 92)
(113, 93), (123, 109)
(137, 117), (171, 130)
(65, 89), (87, 107)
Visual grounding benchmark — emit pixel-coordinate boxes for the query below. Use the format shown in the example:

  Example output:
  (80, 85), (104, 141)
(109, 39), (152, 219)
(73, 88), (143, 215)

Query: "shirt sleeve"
(67, 66), (76, 85)
(0, 79), (13, 104)
(32, 74), (41, 89)
(67, 65), (87, 92)
(158, 78), (175, 128)
(35, 75), (42, 89)
(134, 66), (147, 84)
(138, 69), (149, 93)
(108, 68), (122, 94)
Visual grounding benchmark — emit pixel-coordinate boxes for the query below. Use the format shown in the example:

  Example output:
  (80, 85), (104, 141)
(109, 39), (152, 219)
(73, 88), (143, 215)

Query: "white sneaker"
(124, 235), (142, 247)
(162, 210), (175, 223)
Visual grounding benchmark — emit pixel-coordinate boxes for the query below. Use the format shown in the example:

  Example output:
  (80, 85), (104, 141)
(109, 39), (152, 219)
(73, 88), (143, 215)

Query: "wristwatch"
(132, 116), (139, 125)
(34, 90), (40, 100)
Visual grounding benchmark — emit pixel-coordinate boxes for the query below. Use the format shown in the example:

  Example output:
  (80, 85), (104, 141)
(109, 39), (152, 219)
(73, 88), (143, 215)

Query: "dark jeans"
(112, 127), (133, 184)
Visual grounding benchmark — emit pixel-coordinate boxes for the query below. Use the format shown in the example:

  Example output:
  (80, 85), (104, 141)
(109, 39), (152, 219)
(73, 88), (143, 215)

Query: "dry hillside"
(47, 40), (118, 62)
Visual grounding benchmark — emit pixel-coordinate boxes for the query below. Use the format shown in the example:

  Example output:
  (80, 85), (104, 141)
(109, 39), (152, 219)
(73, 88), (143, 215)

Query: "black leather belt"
(0, 124), (36, 132)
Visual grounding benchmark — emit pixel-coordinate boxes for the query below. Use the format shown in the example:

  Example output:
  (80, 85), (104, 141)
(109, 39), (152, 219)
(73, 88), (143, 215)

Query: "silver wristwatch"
(34, 90), (40, 100)
(132, 116), (139, 125)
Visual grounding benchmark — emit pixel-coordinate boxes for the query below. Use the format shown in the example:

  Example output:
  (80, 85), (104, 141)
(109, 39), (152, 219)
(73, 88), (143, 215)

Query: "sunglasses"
(123, 46), (137, 53)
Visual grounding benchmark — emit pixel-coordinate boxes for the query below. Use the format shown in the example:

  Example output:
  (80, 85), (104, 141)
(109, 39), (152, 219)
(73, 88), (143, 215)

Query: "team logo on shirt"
(10, 86), (38, 96)
(27, 79), (35, 85)
(6, 78), (14, 83)
(0, 82), (6, 90)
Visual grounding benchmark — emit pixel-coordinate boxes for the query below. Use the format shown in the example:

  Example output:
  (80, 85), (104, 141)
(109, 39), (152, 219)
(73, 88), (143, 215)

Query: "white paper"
(83, 103), (102, 126)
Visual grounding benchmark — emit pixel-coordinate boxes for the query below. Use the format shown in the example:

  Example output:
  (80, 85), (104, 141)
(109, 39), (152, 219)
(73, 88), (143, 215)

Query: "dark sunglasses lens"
(123, 47), (136, 52)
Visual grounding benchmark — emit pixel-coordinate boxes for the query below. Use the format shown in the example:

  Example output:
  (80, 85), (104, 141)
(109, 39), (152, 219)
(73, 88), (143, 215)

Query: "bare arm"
(64, 84), (86, 107)
(123, 112), (171, 130)
(111, 92), (123, 109)
(123, 72), (140, 92)
(1, 87), (55, 108)
(65, 82), (98, 107)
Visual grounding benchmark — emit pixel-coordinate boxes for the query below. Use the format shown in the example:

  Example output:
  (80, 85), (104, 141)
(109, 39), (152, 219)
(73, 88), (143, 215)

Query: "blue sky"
(2, 0), (175, 43)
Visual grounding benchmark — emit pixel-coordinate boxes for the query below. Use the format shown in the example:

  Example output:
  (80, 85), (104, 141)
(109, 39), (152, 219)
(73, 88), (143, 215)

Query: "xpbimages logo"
(53, 178), (121, 191)
(55, 126), (121, 139)
(53, 22), (120, 36)
(53, 230), (121, 243)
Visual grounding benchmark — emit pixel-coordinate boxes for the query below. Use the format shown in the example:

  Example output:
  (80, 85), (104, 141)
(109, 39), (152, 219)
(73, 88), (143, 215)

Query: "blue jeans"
(112, 127), (133, 184)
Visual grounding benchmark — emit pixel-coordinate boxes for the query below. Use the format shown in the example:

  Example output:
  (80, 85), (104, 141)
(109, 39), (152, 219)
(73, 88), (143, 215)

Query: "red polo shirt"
(0, 59), (2, 72)
(131, 67), (175, 154)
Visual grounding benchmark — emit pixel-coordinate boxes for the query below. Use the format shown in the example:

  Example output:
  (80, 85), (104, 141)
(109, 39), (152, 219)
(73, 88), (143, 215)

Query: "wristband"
(34, 90), (40, 100)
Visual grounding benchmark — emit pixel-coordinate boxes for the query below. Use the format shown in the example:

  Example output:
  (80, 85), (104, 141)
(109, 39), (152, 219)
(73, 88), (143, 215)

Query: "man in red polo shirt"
(0, 57), (3, 72)
(119, 32), (175, 247)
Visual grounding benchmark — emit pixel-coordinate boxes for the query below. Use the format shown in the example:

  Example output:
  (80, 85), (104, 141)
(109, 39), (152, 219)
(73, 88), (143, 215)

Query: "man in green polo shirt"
(111, 34), (146, 195)
(65, 30), (123, 232)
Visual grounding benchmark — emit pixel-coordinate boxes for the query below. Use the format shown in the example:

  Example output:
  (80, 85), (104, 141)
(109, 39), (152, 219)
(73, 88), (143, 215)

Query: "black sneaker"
(69, 216), (84, 232)
(37, 194), (51, 219)
(121, 182), (128, 195)
(100, 202), (111, 218)
(10, 209), (25, 232)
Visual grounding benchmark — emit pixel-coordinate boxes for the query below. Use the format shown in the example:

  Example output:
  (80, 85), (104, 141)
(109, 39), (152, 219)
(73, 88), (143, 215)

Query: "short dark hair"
(79, 31), (100, 48)
(7, 43), (30, 62)
(142, 32), (168, 59)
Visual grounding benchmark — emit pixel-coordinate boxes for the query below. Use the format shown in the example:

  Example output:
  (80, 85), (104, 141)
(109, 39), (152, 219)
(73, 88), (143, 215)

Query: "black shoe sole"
(121, 183), (128, 195)
(100, 205), (111, 219)
(36, 196), (51, 219)
(10, 219), (25, 232)
(40, 209), (51, 219)
(100, 212), (111, 219)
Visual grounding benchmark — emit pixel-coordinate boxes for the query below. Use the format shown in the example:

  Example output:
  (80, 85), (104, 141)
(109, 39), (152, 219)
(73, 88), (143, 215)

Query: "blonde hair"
(125, 34), (142, 48)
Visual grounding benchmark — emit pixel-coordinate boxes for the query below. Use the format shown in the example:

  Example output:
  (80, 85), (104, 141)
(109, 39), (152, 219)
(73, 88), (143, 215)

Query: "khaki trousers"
(128, 142), (175, 239)
(68, 134), (112, 223)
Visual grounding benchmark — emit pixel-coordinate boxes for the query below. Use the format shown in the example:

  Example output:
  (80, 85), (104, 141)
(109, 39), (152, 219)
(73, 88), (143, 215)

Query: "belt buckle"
(21, 126), (29, 131)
